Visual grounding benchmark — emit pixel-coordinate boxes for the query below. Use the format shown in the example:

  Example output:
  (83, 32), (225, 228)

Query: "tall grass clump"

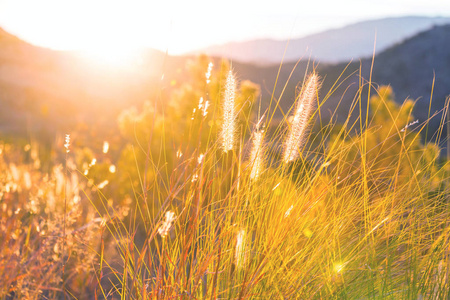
(0, 141), (102, 299)
(85, 60), (450, 299)
(2, 56), (450, 299)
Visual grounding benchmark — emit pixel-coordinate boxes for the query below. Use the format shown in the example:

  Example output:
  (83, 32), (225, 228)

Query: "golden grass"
(1, 59), (449, 299)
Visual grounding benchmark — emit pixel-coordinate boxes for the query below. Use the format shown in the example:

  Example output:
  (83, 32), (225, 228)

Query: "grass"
(0, 58), (449, 299)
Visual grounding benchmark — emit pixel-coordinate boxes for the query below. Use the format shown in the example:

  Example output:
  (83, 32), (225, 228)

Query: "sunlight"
(1, 0), (449, 58)
(81, 47), (138, 66)
(333, 262), (345, 273)
(79, 46), (143, 67)
(0, 0), (172, 58)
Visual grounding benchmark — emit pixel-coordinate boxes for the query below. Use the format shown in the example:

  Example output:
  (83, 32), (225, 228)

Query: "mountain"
(228, 24), (450, 141)
(195, 16), (450, 65)
(0, 23), (449, 145)
(371, 24), (450, 137)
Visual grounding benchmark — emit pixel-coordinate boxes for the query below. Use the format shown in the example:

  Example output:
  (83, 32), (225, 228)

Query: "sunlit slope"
(0, 27), (168, 138)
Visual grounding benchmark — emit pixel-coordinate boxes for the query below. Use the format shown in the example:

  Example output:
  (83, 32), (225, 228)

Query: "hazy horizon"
(0, 0), (449, 56)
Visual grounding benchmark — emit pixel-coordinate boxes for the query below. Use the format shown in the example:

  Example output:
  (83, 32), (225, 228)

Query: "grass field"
(1, 58), (449, 299)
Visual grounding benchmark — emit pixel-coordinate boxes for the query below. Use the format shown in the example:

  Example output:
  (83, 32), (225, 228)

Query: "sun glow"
(1, 0), (448, 63)
(0, 0), (174, 66)
(77, 45), (143, 68)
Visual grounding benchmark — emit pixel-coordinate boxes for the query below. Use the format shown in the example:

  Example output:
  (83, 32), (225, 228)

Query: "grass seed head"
(64, 134), (70, 153)
(221, 70), (237, 152)
(250, 130), (265, 181)
(158, 211), (176, 238)
(283, 73), (319, 163)
(235, 229), (246, 269)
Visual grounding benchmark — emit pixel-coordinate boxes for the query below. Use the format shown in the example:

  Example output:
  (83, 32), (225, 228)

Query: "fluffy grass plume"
(283, 73), (319, 163)
(249, 117), (265, 180)
(64, 134), (70, 153)
(158, 211), (176, 238)
(221, 69), (237, 152)
(235, 229), (246, 269)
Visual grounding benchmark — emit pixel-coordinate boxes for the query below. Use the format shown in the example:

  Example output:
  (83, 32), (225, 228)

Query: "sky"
(0, 0), (449, 55)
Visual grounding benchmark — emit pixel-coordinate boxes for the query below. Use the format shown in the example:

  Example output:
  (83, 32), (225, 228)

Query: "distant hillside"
(371, 24), (450, 138)
(0, 23), (449, 145)
(0, 27), (169, 140)
(228, 24), (450, 141)
(195, 16), (450, 65)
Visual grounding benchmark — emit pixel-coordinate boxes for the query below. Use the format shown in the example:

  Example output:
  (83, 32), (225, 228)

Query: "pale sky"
(0, 0), (449, 55)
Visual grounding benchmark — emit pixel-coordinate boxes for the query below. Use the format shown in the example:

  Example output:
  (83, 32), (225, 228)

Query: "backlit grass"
(1, 58), (449, 299)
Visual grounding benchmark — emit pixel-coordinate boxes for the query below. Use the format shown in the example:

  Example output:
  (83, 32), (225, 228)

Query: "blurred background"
(0, 0), (449, 152)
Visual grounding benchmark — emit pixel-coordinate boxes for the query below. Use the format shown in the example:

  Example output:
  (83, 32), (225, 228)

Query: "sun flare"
(77, 44), (144, 67)
(0, 0), (175, 64)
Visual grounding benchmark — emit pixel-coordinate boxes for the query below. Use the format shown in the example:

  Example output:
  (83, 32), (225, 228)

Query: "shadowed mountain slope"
(196, 16), (450, 65)
(228, 24), (450, 141)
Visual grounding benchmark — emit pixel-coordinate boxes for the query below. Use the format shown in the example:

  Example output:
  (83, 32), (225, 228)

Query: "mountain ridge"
(225, 23), (450, 140)
(0, 22), (449, 143)
(195, 16), (450, 65)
